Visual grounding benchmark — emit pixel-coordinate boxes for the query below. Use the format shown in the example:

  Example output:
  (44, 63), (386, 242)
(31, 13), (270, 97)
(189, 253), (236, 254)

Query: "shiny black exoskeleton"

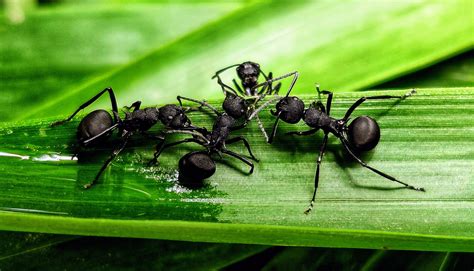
(250, 81), (425, 214)
(150, 102), (258, 184)
(51, 87), (197, 188)
(178, 151), (216, 188)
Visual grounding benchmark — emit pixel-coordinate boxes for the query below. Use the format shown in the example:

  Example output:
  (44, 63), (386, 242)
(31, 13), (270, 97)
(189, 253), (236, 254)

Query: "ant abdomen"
(77, 109), (114, 145)
(275, 96), (305, 124)
(347, 116), (380, 151)
(178, 151), (216, 188)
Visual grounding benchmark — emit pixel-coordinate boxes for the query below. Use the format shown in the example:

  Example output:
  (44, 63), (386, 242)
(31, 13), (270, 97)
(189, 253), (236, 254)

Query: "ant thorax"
(158, 104), (191, 129)
(303, 107), (340, 134)
(122, 107), (160, 132)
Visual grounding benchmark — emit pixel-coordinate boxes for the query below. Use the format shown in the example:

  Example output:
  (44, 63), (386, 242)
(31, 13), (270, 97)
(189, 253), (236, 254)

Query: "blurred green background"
(0, 0), (473, 270)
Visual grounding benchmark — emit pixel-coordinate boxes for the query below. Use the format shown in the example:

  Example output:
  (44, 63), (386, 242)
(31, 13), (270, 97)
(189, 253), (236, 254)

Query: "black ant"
(250, 80), (425, 214)
(51, 87), (201, 189)
(149, 97), (258, 185)
(212, 61), (297, 141)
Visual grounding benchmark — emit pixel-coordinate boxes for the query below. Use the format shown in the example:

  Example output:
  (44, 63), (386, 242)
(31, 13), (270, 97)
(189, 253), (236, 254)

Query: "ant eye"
(168, 116), (173, 120)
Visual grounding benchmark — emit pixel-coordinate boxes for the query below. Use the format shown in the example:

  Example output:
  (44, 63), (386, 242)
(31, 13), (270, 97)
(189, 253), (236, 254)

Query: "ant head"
(347, 116), (380, 151)
(158, 104), (191, 128)
(274, 96), (305, 124)
(178, 151), (216, 188)
(237, 61), (260, 88)
(223, 93), (248, 119)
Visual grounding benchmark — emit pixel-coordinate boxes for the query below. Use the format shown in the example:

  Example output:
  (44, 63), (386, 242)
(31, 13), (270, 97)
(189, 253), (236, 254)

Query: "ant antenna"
(211, 64), (240, 79)
(316, 83), (321, 100)
(251, 71), (299, 95)
(247, 72), (299, 121)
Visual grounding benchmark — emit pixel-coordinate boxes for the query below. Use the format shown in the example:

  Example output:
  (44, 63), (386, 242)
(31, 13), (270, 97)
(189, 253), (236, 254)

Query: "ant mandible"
(51, 87), (200, 188)
(250, 80), (425, 214)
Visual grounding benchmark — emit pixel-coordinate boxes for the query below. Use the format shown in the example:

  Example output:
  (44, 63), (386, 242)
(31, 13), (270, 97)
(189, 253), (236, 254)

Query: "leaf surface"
(0, 2), (245, 121)
(14, 0), (474, 121)
(0, 88), (472, 251)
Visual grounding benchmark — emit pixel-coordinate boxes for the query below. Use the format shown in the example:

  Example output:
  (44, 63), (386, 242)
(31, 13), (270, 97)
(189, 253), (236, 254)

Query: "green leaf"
(0, 1), (245, 121)
(379, 50), (474, 89)
(0, 88), (472, 251)
(12, 0), (474, 121)
(1, 0), (474, 266)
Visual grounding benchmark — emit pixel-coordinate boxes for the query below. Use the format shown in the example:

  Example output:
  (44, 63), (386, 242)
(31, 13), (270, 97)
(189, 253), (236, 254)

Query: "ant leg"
(148, 140), (165, 166)
(339, 137), (425, 192)
(148, 138), (201, 166)
(251, 71), (299, 98)
(315, 84), (334, 115)
(310, 100), (326, 113)
(212, 64), (240, 79)
(221, 149), (254, 174)
(141, 131), (164, 141)
(164, 129), (209, 143)
(272, 82), (282, 95)
(52, 87), (119, 126)
(315, 84), (333, 97)
(343, 89), (416, 121)
(83, 132), (132, 189)
(258, 69), (270, 81)
(210, 63), (241, 94)
(225, 136), (258, 161)
(180, 125), (209, 135)
(255, 114), (269, 142)
(283, 72), (298, 97)
(82, 123), (120, 145)
(177, 96), (220, 116)
(261, 71), (281, 96)
(267, 111), (282, 144)
(232, 79), (245, 96)
(247, 95), (281, 121)
(305, 132), (329, 214)
(326, 92), (333, 115)
(257, 71), (272, 95)
(214, 74), (239, 96)
(286, 128), (319, 136)
(124, 101), (141, 112)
